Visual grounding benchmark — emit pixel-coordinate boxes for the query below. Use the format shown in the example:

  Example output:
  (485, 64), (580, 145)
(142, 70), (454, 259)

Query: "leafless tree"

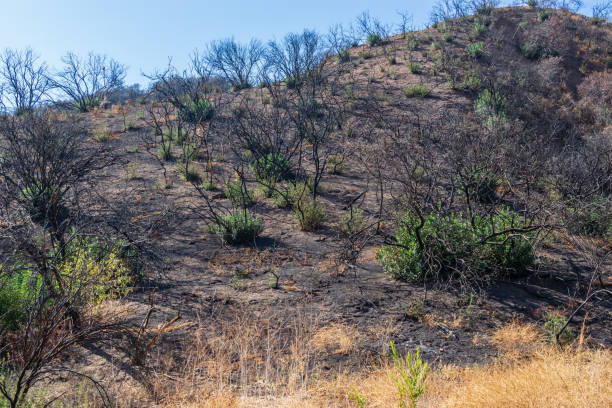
(0, 48), (52, 114)
(265, 30), (326, 84)
(52, 52), (126, 112)
(592, 0), (611, 19)
(204, 38), (264, 90)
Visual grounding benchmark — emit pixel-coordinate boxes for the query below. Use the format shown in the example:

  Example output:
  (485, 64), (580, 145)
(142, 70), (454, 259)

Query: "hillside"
(0, 4), (611, 407)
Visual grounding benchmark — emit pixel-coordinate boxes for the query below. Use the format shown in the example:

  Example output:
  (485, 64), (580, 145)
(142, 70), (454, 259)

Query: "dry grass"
(153, 321), (611, 408)
(310, 323), (358, 355)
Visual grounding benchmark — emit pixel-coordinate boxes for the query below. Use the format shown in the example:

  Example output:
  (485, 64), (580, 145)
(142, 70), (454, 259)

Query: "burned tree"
(52, 52), (126, 112)
(0, 48), (52, 115)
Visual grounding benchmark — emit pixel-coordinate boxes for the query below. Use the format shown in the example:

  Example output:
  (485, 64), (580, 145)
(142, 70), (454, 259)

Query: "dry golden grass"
(154, 320), (611, 408)
(310, 323), (358, 355)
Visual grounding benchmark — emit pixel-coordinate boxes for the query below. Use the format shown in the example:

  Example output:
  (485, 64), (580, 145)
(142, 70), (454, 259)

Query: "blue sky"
(0, 0), (600, 86)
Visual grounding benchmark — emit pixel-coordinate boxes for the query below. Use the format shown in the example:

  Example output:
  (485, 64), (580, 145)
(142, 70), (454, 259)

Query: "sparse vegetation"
(0, 4), (611, 407)
(403, 84), (431, 98)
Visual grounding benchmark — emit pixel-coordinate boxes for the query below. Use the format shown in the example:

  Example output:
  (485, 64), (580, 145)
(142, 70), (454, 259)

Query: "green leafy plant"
(126, 163), (139, 180)
(294, 196), (325, 231)
(466, 42), (484, 59)
(389, 341), (429, 408)
(377, 207), (535, 284)
(538, 10), (552, 22)
(178, 97), (214, 123)
(228, 269), (249, 290)
(407, 62), (421, 74)
(403, 84), (431, 98)
(337, 208), (364, 237)
(337, 49), (351, 63)
(475, 89), (507, 120)
(442, 32), (453, 42)
(543, 313), (575, 345)
(347, 387), (368, 408)
(225, 180), (257, 208)
(366, 33), (382, 47)
(93, 125), (111, 143)
(213, 210), (263, 245)
(250, 153), (292, 183)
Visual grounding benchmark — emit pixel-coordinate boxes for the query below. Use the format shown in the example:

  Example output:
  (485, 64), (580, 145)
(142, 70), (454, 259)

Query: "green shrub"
(538, 10), (551, 22)
(390, 341), (429, 408)
(250, 152), (292, 183)
(527, 0), (537, 7)
(283, 76), (297, 89)
(408, 38), (419, 50)
(520, 43), (542, 59)
(178, 97), (214, 123)
(0, 236), (134, 330)
(326, 154), (345, 174)
(0, 263), (38, 330)
(337, 208), (364, 237)
(462, 72), (482, 91)
(403, 84), (431, 98)
(466, 42), (484, 59)
(475, 89), (507, 119)
(225, 180), (257, 208)
(366, 33), (382, 47)
(458, 169), (500, 203)
(125, 120), (137, 130)
(178, 162), (200, 182)
(294, 197), (325, 231)
(157, 141), (173, 161)
(213, 210), (263, 245)
(442, 32), (454, 42)
(93, 125), (111, 142)
(473, 22), (488, 37)
(58, 236), (133, 304)
(408, 62), (421, 74)
(18, 183), (66, 225)
(376, 207), (535, 283)
(337, 49), (351, 63)
(564, 198), (612, 238)
(543, 313), (575, 345)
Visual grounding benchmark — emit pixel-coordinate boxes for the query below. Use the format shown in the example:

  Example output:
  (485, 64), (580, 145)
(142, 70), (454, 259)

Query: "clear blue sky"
(0, 0), (600, 86)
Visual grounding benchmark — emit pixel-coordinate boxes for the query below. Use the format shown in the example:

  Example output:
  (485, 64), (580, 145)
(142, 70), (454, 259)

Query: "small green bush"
(408, 38), (419, 50)
(543, 313), (575, 345)
(157, 141), (173, 161)
(527, 0), (537, 7)
(458, 169), (500, 203)
(18, 183), (66, 224)
(520, 43), (542, 59)
(442, 32), (453, 42)
(473, 22), (488, 37)
(326, 154), (345, 174)
(213, 210), (263, 245)
(283, 76), (297, 89)
(0, 263), (38, 330)
(366, 33), (382, 47)
(178, 97), (214, 123)
(225, 180), (257, 208)
(466, 42), (484, 59)
(377, 207), (535, 283)
(475, 89), (507, 119)
(93, 125), (111, 142)
(250, 153), (292, 183)
(408, 62), (421, 74)
(337, 208), (364, 237)
(538, 10), (551, 22)
(390, 341), (429, 408)
(294, 197), (325, 231)
(564, 198), (612, 238)
(337, 49), (351, 63)
(403, 84), (431, 98)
